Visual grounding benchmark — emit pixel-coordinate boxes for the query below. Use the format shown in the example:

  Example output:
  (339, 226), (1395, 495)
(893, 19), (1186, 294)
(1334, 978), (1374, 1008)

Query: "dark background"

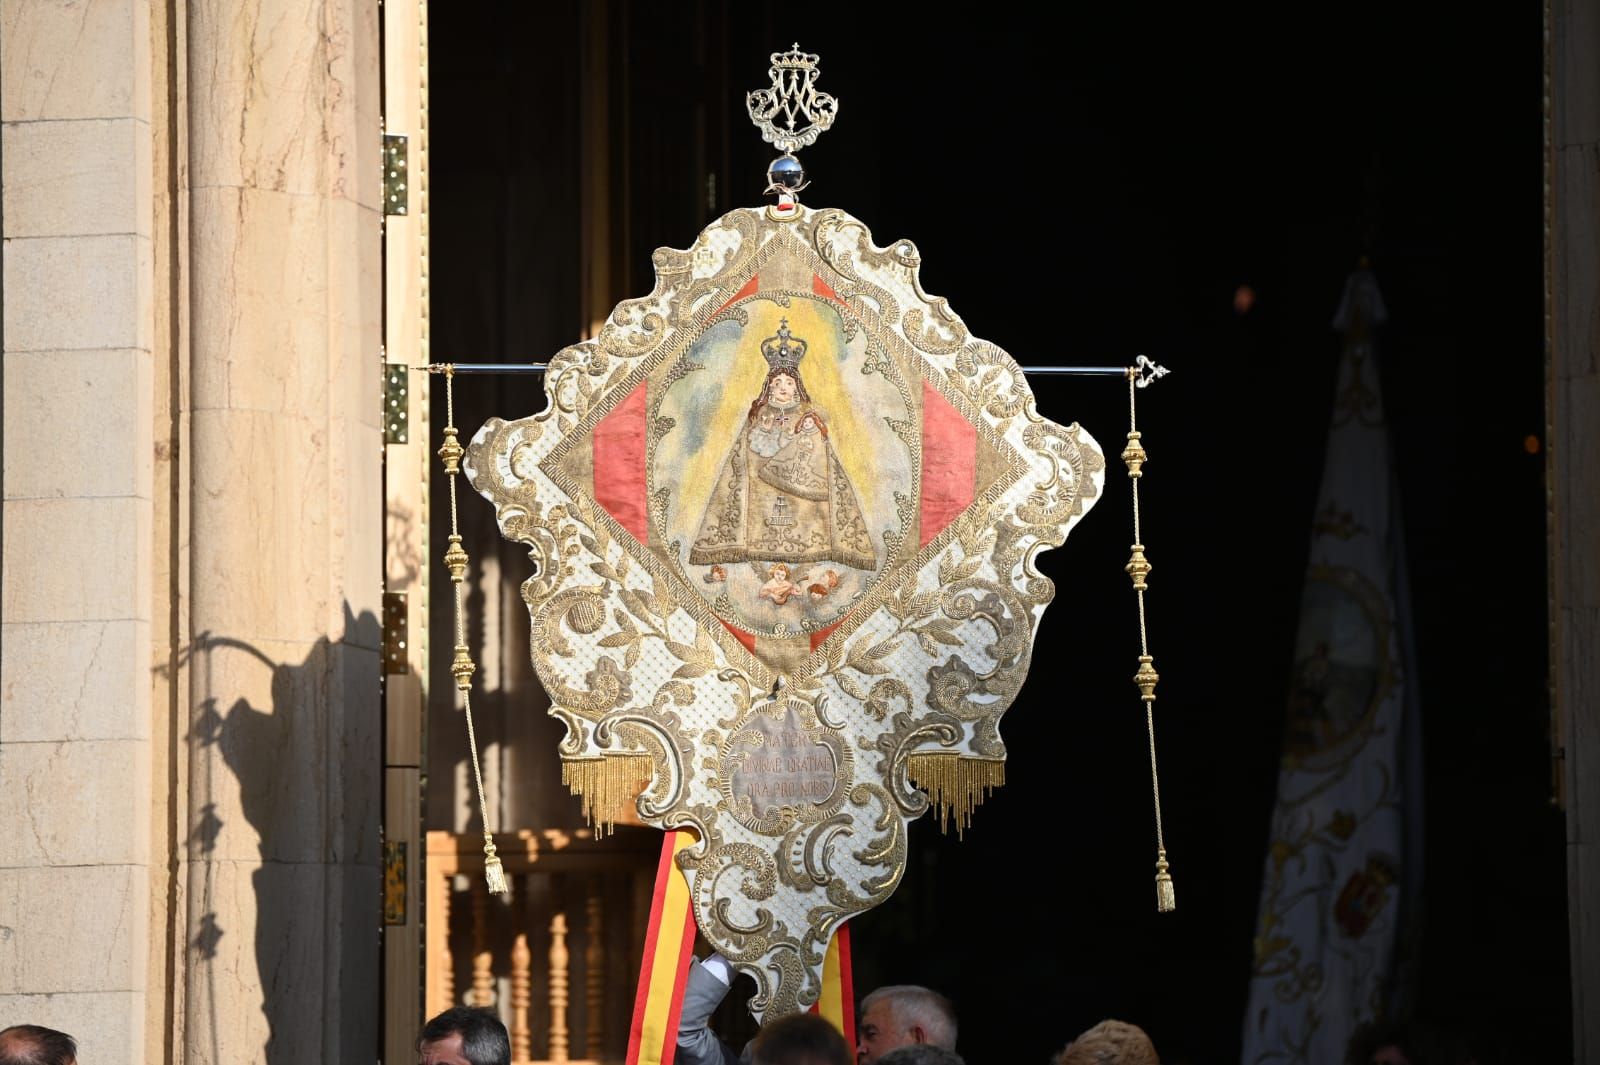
(428, 6), (1562, 1061)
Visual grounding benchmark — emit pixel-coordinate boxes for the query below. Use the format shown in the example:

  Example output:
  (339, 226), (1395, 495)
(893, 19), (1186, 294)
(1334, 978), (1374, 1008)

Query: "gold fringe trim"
(562, 755), (652, 837)
(906, 753), (1006, 839)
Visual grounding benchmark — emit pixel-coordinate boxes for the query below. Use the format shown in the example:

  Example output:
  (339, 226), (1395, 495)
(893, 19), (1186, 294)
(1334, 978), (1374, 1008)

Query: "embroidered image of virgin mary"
(688, 319), (876, 574)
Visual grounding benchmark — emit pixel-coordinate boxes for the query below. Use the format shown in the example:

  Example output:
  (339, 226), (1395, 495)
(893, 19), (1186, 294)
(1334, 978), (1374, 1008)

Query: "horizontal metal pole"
(419, 362), (1136, 378)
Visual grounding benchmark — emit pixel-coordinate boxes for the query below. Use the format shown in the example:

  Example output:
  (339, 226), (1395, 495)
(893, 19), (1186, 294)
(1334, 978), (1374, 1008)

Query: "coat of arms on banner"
(465, 204), (1104, 1017)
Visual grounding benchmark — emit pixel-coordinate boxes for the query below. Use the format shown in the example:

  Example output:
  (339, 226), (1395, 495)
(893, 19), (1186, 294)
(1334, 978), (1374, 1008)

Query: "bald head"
(0, 1025), (77, 1065)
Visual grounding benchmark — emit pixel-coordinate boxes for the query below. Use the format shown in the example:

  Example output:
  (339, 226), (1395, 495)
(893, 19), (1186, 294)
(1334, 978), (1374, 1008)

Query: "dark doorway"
(428, 6), (1561, 1061)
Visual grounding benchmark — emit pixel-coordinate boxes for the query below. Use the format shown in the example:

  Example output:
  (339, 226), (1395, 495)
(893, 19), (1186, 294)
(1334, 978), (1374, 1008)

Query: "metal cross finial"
(747, 43), (838, 153)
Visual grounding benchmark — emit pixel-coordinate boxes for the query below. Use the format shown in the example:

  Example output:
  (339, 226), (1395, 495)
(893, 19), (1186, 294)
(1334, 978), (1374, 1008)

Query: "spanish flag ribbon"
(812, 924), (856, 1046)
(626, 830), (698, 1065)
(627, 829), (854, 1062)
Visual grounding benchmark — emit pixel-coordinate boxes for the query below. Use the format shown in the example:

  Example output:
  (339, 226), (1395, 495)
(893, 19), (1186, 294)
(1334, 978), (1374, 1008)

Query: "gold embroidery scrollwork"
(531, 587), (635, 720)
(694, 841), (782, 943)
(874, 710), (962, 818)
(927, 577), (1030, 757)
(594, 703), (692, 817)
(901, 304), (968, 356)
(950, 341), (1029, 424)
(599, 308), (668, 360)
(540, 342), (619, 424)
(846, 781), (908, 898)
(806, 210), (904, 324)
(778, 813), (854, 890)
(1020, 420), (1102, 528)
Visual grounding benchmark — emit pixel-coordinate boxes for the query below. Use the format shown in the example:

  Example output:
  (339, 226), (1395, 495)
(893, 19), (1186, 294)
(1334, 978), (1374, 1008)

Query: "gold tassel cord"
(439, 367), (509, 897)
(561, 755), (653, 837)
(906, 753), (1006, 840)
(1126, 371), (1175, 913)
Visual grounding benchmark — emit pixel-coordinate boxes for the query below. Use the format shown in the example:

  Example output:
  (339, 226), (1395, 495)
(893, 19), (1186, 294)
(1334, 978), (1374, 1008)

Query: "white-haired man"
(855, 986), (958, 1065)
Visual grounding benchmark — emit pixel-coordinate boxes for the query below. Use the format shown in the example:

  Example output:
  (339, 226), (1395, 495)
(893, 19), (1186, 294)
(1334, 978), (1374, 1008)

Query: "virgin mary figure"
(688, 319), (877, 574)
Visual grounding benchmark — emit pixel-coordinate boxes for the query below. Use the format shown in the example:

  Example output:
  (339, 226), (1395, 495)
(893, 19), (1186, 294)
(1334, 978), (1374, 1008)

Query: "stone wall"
(2, 1), (158, 1059)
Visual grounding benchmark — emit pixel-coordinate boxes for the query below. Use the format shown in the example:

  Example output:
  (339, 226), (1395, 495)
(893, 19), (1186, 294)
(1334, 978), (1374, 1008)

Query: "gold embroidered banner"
(465, 203), (1104, 1020)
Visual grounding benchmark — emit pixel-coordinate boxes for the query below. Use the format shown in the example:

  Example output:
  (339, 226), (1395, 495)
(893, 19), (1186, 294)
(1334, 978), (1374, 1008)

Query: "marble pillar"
(0, 1), (384, 1061)
(179, 1), (382, 1063)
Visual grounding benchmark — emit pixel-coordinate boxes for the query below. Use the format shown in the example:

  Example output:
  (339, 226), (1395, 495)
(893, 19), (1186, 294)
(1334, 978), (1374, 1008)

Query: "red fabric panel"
(810, 620), (843, 652)
(812, 273), (849, 310)
(719, 618), (758, 655)
(713, 275), (761, 317)
(592, 383), (650, 542)
(919, 380), (977, 547)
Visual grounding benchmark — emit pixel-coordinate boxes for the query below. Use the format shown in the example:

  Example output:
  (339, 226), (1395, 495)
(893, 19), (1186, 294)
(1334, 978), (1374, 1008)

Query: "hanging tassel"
(1155, 850), (1176, 913)
(1126, 369), (1176, 913)
(439, 367), (509, 898)
(483, 838), (509, 897)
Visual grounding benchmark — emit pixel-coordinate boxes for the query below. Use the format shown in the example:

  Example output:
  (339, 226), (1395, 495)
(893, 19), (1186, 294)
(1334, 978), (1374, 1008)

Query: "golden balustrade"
(426, 828), (659, 1065)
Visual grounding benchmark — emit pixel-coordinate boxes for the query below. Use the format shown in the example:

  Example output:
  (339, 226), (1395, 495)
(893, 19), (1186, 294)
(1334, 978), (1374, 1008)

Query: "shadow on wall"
(170, 604), (382, 1065)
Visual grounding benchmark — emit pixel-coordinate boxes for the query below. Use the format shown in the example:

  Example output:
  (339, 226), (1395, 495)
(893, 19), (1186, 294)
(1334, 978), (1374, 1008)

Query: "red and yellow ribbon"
(627, 830), (699, 1065)
(627, 829), (856, 1062)
(813, 923), (856, 1046)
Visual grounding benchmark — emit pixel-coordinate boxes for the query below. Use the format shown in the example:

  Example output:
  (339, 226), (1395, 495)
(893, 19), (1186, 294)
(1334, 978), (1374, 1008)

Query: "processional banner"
(463, 202), (1105, 1018)
(1242, 265), (1420, 1062)
(435, 44), (1175, 1027)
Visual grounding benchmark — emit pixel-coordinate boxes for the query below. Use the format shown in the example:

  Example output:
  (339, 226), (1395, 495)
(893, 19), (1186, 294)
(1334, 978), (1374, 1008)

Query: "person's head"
(875, 1046), (966, 1065)
(768, 563), (791, 581)
(1053, 1019), (1159, 1065)
(417, 1007), (510, 1065)
(857, 986), (958, 1064)
(0, 1025), (77, 1065)
(749, 1012), (852, 1065)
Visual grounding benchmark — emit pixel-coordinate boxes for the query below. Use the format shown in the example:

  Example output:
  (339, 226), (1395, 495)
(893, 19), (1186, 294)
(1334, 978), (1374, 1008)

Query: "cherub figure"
(757, 563), (803, 605)
(806, 569), (840, 601)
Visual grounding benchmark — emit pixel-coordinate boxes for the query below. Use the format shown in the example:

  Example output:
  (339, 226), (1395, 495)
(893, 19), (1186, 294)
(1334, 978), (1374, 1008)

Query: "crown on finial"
(761, 319), (808, 373)
(770, 43), (820, 73)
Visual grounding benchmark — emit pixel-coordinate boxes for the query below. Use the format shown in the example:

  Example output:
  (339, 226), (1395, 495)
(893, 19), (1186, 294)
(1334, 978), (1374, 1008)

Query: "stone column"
(178, 2), (382, 1063)
(1, 2), (157, 1061)
(1552, 0), (1600, 1058)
